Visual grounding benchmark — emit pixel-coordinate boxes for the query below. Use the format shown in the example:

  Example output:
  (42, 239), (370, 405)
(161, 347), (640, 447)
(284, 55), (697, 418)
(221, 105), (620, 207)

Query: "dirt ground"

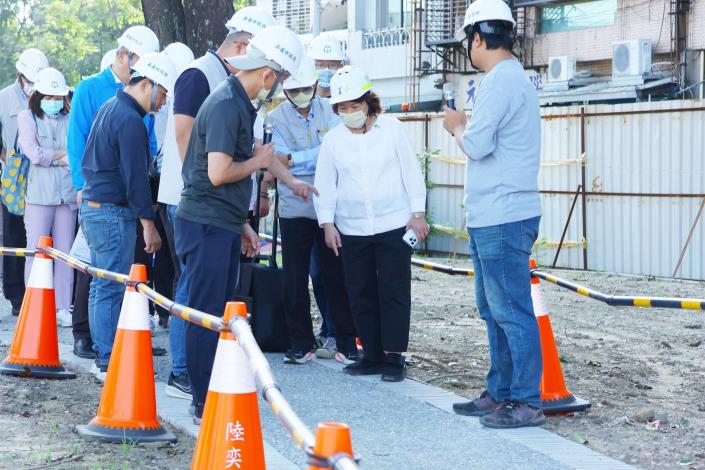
(0, 347), (194, 469)
(406, 258), (705, 470)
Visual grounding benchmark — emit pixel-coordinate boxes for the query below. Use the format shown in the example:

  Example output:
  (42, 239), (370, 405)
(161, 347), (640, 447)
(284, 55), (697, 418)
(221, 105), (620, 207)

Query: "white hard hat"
(131, 52), (178, 92)
(163, 42), (195, 73)
(455, 0), (516, 41)
(284, 57), (318, 90)
(100, 49), (117, 71)
(117, 25), (160, 57)
(225, 6), (275, 35)
(15, 48), (49, 82)
(329, 65), (373, 105)
(33, 67), (70, 96)
(308, 35), (345, 62)
(226, 26), (303, 75)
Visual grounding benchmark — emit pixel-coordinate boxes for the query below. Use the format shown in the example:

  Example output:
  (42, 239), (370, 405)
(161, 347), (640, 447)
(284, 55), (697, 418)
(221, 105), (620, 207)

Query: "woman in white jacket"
(17, 67), (76, 326)
(314, 66), (429, 382)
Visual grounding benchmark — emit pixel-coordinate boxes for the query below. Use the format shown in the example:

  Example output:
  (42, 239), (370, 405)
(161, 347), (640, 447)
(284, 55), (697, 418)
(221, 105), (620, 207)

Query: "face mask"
(289, 90), (314, 109)
(316, 68), (335, 88)
(40, 99), (64, 117)
(340, 110), (367, 129)
(256, 71), (283, 108)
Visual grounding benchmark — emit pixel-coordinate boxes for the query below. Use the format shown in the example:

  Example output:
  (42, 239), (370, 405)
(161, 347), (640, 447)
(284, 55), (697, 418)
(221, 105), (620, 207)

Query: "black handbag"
(234, 173), (290, 352)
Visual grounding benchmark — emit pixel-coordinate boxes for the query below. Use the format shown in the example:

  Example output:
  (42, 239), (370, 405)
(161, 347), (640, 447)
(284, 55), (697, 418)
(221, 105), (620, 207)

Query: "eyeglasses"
(285, 87), (314, 97)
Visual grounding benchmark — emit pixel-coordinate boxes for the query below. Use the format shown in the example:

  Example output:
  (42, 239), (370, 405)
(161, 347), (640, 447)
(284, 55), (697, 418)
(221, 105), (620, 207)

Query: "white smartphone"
(403, 228), (418, 248)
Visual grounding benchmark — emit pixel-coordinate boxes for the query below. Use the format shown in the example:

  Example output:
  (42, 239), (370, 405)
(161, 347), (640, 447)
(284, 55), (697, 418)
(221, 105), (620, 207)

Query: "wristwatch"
(286, 154), (294, 168)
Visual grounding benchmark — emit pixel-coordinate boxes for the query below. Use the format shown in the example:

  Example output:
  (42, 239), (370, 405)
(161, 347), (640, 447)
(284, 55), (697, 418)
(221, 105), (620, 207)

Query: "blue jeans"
(311, 242), (335, 338)
(80, 202), (137, 367)
(468, 216), (542, 407)
(166, 204), (188, 375)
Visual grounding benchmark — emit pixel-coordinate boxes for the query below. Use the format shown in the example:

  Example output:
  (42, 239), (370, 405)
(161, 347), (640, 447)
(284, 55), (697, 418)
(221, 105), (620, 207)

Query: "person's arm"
(392, 119), (429, 242)
(175, 114), (195, 161)
(17, 112), (64, 167)
(313, 137), (338, 228)
(66, 80), (93, 190)
(173, 69), (210, 161)
(207, 145), (274, 186)
(118, 119), (155, 221)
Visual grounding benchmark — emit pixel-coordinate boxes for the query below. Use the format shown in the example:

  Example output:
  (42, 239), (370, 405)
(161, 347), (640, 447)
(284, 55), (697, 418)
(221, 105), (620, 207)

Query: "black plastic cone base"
(76, 422), (177, 444)
(0, 360), (76, 379)
(542, 394), (591, 415)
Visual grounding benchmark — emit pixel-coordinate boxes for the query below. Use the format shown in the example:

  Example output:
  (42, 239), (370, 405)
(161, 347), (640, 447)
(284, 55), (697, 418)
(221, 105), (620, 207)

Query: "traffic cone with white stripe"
(77, 264), (176, 443)
(0, 236), (75, 379)
(191, 302), (265, 470)
(530, 259), (591, 414)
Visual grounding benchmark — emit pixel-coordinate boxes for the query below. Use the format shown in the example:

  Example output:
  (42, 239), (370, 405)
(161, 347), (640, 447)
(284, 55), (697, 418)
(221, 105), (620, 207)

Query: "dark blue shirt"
(81, 89), (154, 220)
(173, 50), (229, 118)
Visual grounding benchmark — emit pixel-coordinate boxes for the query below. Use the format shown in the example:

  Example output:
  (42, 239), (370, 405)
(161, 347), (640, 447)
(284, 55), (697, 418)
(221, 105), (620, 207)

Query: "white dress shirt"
(314, 114), (426, 236)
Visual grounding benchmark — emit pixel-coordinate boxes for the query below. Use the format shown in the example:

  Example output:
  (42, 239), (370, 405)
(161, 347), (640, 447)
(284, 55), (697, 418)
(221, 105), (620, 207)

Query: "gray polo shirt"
(462, 58), (542, 228)
(177, 76), (256, 234)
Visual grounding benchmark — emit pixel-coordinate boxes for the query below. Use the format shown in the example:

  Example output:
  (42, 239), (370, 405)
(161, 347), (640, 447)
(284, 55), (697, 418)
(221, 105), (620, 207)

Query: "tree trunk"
(183, 0), (234, 56)
(141, 0), (187, 48)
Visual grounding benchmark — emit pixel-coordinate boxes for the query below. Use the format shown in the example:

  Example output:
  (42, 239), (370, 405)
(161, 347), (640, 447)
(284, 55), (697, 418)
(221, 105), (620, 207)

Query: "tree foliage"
(0, 0), (143, 87)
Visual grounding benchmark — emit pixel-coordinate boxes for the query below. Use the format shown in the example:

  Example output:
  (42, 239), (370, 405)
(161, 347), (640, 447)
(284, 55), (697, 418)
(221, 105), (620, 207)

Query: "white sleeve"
(313, 134), (338, 226)
(394, 119), (427, 213)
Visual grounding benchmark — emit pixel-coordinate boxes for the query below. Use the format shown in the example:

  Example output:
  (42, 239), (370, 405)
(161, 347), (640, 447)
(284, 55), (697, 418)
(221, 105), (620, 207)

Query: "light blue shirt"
(462, 59), (542, 228)
(268, 96), (340, 219)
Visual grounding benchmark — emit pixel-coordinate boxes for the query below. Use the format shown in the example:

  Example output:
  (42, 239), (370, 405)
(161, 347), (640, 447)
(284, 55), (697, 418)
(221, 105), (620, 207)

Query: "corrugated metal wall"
(400, 100), (705, 280)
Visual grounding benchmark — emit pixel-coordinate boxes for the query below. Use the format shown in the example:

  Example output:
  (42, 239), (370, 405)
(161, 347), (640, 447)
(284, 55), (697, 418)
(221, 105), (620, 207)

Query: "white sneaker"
(315, 337), (337, 360)
(56, 309), (72, 328)
(90, 363), (107, 382)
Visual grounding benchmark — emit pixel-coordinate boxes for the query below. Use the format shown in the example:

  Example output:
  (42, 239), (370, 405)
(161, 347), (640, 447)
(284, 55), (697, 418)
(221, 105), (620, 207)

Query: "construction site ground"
(0, 257), (703, 469)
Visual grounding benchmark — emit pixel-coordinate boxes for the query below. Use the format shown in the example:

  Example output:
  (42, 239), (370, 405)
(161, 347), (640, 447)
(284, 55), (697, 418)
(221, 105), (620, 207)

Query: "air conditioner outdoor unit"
(548, 56), (576, 82)
(612, 39), (652, 77)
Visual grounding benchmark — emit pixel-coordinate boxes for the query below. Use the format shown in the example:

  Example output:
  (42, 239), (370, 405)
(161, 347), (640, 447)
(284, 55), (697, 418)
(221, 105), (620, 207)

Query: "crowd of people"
(0, 0), (546, 430)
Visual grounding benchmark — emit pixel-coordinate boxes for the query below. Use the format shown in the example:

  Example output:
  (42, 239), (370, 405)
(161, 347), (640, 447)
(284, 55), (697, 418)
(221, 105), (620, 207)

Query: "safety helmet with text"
(33, 67), (70, 96)
(15, 48), (49, 82)
(284, 56), (318, 90)
(225, 6), (275, 35)
(163, 42), (195, 74)
(329, 65), (373, 105)
(117, 25), (160, 57)
(308, 34), (345, 62)
(131, 52), (178, 92)
(455, 0), (516, 41)
(226, 26), (303, 75)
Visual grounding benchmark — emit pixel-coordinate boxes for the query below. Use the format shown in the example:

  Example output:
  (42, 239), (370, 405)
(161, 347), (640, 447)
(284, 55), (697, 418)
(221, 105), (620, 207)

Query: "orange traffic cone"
(308, 422), (356, 470)
(76, 264), (176, 443)
(530, 260), (591, 414)
(0, 236), (75, 379)
(191, 302), (265, 469)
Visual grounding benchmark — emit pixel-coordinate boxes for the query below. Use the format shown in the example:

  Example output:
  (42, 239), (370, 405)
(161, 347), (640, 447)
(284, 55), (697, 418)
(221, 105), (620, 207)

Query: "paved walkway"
(0, 309), (635, 470)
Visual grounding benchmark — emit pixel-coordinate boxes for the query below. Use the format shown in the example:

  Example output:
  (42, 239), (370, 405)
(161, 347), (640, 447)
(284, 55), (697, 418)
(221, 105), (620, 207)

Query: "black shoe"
(381, 353), (407, 382)
(480, 401), (547, 429)
(73, 338), (96, 359)
(453, 391), (500, 417)
(152, 346), (167, 356)
(283, 349), (314, 364)
(343, 358), (384, 376)
(165, 373), (192, 400)
(192, 402), (204, 425)
(11, 307), (20, 317)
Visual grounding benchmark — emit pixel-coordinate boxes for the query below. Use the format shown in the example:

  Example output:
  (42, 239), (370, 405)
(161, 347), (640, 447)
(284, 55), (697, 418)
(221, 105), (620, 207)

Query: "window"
(377, 0), (412, 29)
(272, 0), (310, 34)
(540, 0), (617, 33)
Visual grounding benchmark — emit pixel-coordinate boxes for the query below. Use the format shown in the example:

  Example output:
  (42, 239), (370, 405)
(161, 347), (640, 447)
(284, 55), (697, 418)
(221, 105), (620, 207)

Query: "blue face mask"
(316, 68), (335, 88)
(40, 99), (64, 117)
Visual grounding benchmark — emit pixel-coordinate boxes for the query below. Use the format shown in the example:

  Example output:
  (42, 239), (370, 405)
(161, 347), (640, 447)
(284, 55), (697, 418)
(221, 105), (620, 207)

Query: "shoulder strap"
(270, 181), (279, 269)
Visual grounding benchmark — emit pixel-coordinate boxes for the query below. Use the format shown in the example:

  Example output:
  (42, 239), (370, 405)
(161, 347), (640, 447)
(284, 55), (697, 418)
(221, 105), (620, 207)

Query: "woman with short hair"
(314, 66), (429, 382)
(17, 67), (76, 326)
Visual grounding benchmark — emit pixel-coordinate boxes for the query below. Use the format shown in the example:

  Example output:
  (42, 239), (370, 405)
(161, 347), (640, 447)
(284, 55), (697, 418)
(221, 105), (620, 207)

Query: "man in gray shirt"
(444, 0), (544, 429)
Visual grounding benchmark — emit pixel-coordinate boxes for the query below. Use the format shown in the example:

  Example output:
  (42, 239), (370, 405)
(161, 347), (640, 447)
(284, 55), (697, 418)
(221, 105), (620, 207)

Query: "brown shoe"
(480, 401), (546, 429)
(453, 390), (499, 417)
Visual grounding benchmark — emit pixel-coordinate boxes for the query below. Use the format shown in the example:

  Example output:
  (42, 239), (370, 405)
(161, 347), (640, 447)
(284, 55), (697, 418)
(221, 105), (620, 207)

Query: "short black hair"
(332, 91), (382, 116)
(466, 20), (515, 51)
(128, 76), (149, 87)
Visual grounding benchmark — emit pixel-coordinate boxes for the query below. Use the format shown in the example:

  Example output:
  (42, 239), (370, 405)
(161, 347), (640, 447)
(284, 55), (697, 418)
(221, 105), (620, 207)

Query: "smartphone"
(403, 229), (418, 248)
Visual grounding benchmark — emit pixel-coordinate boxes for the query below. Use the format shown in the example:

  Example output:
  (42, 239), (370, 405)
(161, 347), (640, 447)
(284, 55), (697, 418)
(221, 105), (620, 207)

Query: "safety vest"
(157, 51), (228, 206)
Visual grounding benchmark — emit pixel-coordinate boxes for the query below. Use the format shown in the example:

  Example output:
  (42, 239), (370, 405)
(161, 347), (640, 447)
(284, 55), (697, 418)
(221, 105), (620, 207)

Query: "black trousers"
(72, 270), (91, 341)
(2, 204), (26, 310)
(340, 227), (412, 359)
(280, 218), (356, 353)
(175, 215), (241, 407)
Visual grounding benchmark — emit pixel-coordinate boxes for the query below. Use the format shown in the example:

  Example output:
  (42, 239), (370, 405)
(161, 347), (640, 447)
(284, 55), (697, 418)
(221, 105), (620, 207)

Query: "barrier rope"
(0, 245), (358, 470)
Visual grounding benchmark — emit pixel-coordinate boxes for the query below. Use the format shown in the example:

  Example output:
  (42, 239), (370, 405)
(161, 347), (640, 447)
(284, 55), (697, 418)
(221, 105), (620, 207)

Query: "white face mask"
(340, 110), (367, 129)
(289, 91), (314, 109)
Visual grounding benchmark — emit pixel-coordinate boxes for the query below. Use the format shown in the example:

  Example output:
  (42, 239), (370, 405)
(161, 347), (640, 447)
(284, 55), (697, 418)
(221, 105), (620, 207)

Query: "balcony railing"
(363, 27), (411, 49)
